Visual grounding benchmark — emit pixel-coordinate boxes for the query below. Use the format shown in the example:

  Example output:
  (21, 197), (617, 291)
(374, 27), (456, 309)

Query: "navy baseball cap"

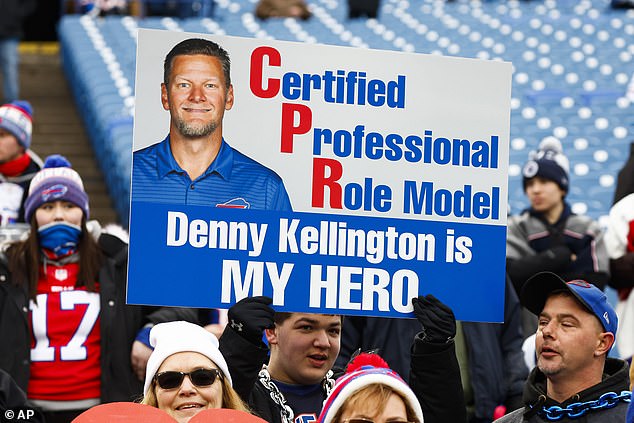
(521, 271), (618, 336)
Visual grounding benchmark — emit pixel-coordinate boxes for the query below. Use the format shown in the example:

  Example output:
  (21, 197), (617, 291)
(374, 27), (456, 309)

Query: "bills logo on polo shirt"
(216, 198), (250, 209)
(42, 184), (68, 202)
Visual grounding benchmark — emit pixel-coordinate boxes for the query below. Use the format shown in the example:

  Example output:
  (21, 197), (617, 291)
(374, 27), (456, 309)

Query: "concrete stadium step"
(18, 42), (121, 227)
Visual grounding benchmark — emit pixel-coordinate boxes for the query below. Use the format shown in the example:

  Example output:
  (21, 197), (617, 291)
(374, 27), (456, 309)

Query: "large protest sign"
(128, 28), (512, 322)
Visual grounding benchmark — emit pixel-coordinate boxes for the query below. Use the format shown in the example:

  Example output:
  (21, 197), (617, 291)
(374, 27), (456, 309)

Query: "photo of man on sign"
(132, 38), (292, 211)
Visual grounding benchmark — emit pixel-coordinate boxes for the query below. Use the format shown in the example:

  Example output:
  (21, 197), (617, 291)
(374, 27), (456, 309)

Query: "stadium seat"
(58, 0), (634, 223)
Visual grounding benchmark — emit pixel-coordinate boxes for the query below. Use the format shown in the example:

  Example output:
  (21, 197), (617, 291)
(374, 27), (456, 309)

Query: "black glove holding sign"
(412, 294), (456, 343)
(227, 296), (275, 345)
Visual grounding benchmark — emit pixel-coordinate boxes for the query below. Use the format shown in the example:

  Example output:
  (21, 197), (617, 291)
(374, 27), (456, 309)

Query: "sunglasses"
(342, 419), (415, 423)
(155, 368), (223, 390)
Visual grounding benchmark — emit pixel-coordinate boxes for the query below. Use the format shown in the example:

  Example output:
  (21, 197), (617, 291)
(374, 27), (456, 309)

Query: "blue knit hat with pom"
(24, 154), (89, 222)
(522, 137), (570, 194)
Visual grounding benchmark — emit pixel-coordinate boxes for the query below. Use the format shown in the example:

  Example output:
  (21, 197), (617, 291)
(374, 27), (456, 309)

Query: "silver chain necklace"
(258, 365), (335, 423)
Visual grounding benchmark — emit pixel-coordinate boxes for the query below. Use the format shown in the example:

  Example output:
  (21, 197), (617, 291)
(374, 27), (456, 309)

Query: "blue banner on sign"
(127, 202), (505, 322)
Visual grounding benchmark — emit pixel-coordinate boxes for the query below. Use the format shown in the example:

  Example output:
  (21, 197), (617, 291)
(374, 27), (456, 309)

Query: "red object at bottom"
(493, 405), (507, 419)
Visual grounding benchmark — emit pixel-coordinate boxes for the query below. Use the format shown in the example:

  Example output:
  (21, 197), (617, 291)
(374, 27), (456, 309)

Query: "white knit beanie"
(143, 321), (232, 396)
(318, 354), (424, 423)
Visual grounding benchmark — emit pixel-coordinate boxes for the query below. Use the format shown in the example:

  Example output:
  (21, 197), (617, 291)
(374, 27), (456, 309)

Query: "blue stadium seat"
(57, 0), (634, 223)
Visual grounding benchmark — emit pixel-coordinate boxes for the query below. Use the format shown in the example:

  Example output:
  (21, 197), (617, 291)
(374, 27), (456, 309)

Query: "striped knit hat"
(318, 354), (424, 423)
(0, 101), (33, 149)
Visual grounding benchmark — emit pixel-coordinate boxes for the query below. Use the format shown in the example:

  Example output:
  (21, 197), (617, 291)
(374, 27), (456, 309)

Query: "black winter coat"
(495, 358), (630, 423)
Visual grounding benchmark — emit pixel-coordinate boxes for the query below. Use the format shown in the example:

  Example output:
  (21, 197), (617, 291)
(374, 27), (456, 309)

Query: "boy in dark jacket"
(219, 295), (466, 423)
(506, 138), (609, 337)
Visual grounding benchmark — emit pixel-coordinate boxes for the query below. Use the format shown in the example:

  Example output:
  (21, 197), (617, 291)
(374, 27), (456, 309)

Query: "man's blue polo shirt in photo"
(132, 136), (292, 211)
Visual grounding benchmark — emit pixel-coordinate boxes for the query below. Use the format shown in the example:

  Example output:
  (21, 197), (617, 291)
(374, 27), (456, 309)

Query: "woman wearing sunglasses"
(141, 321), (250, 422)
(318, 353), (424, 423)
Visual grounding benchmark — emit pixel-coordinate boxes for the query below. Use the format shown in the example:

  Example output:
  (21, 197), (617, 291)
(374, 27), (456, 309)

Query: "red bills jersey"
(28, 261), (101, 401)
